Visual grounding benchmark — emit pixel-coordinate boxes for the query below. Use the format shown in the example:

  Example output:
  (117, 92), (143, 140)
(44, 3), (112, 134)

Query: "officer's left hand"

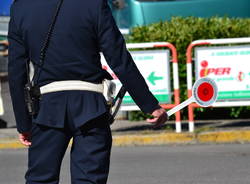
(19, 132), (32, 146)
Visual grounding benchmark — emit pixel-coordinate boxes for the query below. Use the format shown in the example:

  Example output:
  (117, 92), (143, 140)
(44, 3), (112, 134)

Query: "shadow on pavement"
(112, 119), (250, 134)
(0, 119), (7, 128)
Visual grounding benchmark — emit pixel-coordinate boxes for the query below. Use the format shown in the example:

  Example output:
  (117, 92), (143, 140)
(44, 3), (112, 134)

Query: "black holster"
(24, 83), (41, 116)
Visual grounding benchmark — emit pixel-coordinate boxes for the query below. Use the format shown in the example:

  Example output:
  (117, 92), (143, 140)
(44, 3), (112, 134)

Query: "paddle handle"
(166, 97), (194, 117)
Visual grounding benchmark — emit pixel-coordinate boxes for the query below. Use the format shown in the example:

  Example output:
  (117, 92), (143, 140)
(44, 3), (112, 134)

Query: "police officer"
(8, 0), (168, 183)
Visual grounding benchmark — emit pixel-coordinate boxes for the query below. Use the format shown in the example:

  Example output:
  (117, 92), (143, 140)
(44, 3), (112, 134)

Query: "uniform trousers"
(25, 112), (112, 184)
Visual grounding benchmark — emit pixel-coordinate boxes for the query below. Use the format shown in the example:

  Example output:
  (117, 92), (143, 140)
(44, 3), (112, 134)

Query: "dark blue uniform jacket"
(8, 0), (159, 133)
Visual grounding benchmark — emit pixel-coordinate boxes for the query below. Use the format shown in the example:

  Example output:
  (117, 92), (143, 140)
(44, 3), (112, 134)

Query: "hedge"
(127, 16), (250, 120)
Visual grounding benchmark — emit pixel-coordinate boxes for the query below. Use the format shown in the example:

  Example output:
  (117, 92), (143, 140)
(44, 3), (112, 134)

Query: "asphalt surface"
(1, 144), (250, 184)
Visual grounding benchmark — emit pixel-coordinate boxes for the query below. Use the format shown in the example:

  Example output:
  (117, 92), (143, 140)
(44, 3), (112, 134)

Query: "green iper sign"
(196, 45), (250, 102)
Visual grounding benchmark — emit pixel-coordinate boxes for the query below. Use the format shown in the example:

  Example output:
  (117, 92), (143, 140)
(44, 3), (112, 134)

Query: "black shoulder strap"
(31, 0), (64, 85)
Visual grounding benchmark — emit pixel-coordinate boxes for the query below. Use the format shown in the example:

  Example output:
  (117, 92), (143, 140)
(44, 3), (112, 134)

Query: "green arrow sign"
(147, 72), (163, 85)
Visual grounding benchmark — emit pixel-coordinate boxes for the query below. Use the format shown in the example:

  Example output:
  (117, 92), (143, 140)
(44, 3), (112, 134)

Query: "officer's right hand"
(147, 107), (168, 127)
(19, 132), (32, 147)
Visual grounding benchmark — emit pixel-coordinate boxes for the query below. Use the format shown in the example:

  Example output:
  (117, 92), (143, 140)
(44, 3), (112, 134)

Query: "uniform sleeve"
(8, 5), (32, 133)
(97, 0), (160, 113)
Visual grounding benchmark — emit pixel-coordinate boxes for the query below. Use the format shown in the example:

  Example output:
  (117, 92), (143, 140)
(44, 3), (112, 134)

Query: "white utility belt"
(40, 80), (104, 95)
(40, 80), (116, 104)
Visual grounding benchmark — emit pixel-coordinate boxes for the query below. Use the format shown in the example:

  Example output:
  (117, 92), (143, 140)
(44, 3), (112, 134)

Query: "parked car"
(110, 0), (250, 33)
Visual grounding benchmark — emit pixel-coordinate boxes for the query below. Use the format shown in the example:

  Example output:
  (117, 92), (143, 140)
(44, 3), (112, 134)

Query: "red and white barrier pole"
(186, 42), (210, 132)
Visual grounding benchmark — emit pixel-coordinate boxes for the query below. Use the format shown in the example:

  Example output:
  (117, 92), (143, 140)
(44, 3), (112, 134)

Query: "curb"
(113, 132), (195, 146)
(0, 140), (25, 149)
(1, 130), (250, 149)
(113, 130), (250, 146)
(197, 130), (250, 143)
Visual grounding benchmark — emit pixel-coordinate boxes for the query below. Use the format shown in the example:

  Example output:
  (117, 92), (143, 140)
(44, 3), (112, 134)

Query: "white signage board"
(101, 50), (171, 110)
(0, 82), (4, 116)
(195, 45), (250, 101)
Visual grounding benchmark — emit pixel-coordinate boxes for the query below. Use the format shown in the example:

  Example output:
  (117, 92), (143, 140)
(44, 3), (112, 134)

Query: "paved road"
(1, 144), (250, 184)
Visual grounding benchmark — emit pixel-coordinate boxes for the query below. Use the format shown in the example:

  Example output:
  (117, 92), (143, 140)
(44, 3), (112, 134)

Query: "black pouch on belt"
(24, 82), (40, 116)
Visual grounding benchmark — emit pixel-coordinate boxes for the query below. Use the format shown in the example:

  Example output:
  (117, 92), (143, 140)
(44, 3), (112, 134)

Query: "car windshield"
(136, 0), (185, 1)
